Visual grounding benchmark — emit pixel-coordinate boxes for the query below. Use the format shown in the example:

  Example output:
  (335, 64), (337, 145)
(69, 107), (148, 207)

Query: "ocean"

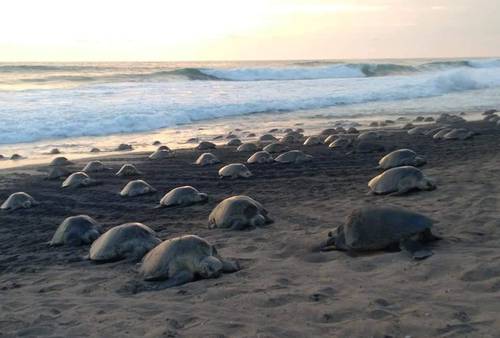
(1, 58), (500, 167)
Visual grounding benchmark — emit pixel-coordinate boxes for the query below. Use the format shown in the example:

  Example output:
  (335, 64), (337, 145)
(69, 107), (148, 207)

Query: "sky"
(0, 0), (499, 61)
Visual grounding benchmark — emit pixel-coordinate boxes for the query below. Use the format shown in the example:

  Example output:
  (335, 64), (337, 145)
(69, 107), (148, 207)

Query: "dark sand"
(1, 120), (500, 337)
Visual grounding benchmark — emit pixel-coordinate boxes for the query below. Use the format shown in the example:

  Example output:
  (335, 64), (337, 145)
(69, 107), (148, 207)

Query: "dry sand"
(1, 120), (500, 337)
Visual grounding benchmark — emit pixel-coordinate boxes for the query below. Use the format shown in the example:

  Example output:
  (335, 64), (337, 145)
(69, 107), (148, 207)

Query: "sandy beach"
(0, 117), (499, 337)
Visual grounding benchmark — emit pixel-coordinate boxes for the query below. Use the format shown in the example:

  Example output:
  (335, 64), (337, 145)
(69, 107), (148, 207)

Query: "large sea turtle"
(50, 215), (102, 246)
(1, 192), (39, 211)
(149, 149), (174, 160)
(303, 136), (322, 146)
(378, 149), (426, 170)
(120, 180), (156, 197)
(196, 141), (216, 151)
(50, 157), (73, 166)
(62, 172), (98, 188)
(263, 142), (289, 154)
(159, 186), (208, 207)
(82, 161), (109, 173)
(247, 151), (274, 164)
(89, 222), (161, 262)
(135, 235), (239, 290)
(116, 164), (142, 177)
(194, 153), (220, 166)
(237, 143), (259, 152)
(218, 163), (252, 179)
(368, 166), (435, 195)
(319, 206), (439, 259)
(275, 150), (312, 164)
(47, 166), (71, 180)
(208, 195), (272, 230)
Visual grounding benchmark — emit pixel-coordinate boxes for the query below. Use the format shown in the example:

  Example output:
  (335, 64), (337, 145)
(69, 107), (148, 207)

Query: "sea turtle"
(407, 127), (428, 135)
(368, 166), (436, 195)
(157, 145), (171, 151)
(1, 192), (39, 211)
(424, 117), (435, 122)
(275, 150), (312, 164)
(152, 140), (161, 145)
(116, 144), (133, 151)
(50, 148), (61, 154)
(50, 215), (102, 246)
(62, 172), (98, 188)
(369, 121), (379, 127)
(226, 134), (237, 139)
(347, 127), (359, 134)
(10, 154), (22, 160)
(50, 156), (73, 166)
(247, 133), (256, 137)
(259, 134), (277, 142)
(227, 138), (242, 147)
(303, 136), (322, 146)
(208, 195), (272, 230)
(402, 123), (415, 130)
(149, 149), (174, 160)
(320, 128), (337, 136)
(268, 128), (279, 133)
(82, 160), (109, 173)
(328, 137), (352, 149)
(90, 147), (101, 153)
(247, 151), (274, 164)
(159, 186), (208, 207)
(0, 154), (4, 160)
(443, 128), (474, 140)
(89, 223), (161, 262)
(414, 116), (425, 122)
(280, 132), (303, 144)
(263, 142), (289, 154)
(433, 128), (452, 140)
(186, 137), (199, 144)
(237, 143), (259, 152)
(378, 149), (426, 170)
(120, 180), (156, 197)
(483, 109), (498, 116)
(196, 141), (216, 151)
(116, 164), (142, 177)
(356, 141), (385, 153)
(319, 206), (439, 259)
(436, 113), (465, 124)
(47, 166), (71, 180)
(194, 153), (220, 166)
(324, 135), (339, 145)
(357, 131), (381, 142)
(213, 135), (223, 140)
(137, 235), (239, 289)
(219, 163), (252, 179)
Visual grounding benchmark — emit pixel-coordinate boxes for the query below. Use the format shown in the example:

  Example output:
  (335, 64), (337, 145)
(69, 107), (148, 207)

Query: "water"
(0, 58), (499, 168)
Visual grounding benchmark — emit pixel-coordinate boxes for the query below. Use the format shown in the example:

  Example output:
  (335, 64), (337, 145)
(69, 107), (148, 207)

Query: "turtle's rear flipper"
(400, 239), (433, 260)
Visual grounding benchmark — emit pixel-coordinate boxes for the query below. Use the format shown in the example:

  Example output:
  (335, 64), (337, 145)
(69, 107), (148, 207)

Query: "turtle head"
(199, 256), (223, 278)
(197, 193), (209, 203)
(319, 226), (348, 251)
(414, 156), (427, 167)
(420, 176), (436, 191)
(241, 169), (253, 178)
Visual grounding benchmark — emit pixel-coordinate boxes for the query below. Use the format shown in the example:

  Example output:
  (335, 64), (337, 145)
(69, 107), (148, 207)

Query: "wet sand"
(1, 120), (500, 337)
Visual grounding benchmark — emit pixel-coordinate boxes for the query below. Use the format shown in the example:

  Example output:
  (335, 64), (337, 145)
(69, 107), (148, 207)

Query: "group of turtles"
(3, 113), (481, 290)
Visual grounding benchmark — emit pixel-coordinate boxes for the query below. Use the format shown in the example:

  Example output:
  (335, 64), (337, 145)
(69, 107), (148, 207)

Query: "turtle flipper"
(119, 271), (195, 294)
(400, 238), (433, 260)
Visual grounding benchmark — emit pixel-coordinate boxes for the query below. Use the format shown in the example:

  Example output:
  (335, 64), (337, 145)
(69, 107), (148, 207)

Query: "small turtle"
(319, 206), (439, 259)
(237, 143), (259, 152)
(62, 172), (98, 188)
(116, 144), (133, 151)
(443, 128), (474, 140)
(90, 147), (101, 153)
(49, 148), (61, 154)
(378, 149), (426, 170)
(1, 192), (38, 211)
(433, 128), (452, 140)
(219, 163), (252, 179)
(120, 180), (156, 197)
(247, 151), (274, 164)
(47, 166), (71, 180)
(50, 157), (73, 166)
(208, 195), (272, 230)
(275, 150), (312, 164)
(50, 215), (102, 246)
(303, 136), (322, 146)
(82, 161), (109, 173)
(227, 138), (242, 147)
(116, 164), (142, 177)
(137, 235), (239, 290)
(263, 142), (289, 154)
(89, 223), (161, 262)
(159, 186), (208, 207)
(10, 154), (22, 160)
(149, 149), (174, 160)
(259, 134), (278, 142)
(195, 153), (220, 166)
(368, 166), (435, 195)
(196, 141), (216, 151)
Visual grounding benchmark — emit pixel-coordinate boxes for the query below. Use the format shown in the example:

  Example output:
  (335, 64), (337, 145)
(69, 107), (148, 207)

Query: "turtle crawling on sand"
(443, 128), (475, 140)
(49, 148), (61, 154)
(247, 151), (274, 164)
(1, 192), (39, 211)
(149, 149), (174, 160)
(47, 166), (71, 180)
(227, 139), (242, 147)
(120, 180), (156, 197)
(10, 154), (22, 160)
(196, 141), (216, 151)
(378, 149), (426, 170)
(116, 164), (142, 177)
(159, 186), (208, 207)
(209, 195), (272, 230)
(275, 150), (312, 164)
(50, 156), (73, 166)
(82, 160), (109, 173)
(218, 163), (252, 179)
(303, 136), (322, 146)
(368, 166), (435, 195)
(195, 152), (220, 166)
(263, 142), (289, 154)
(89, 223), (161, 262)
(62, 172), (98, 188)
(50, 215), (102, 246)
(116, 144), (133, 151)
(259, 134), (278, 142)
(136, 235), (239, 290)
(319, 206), (440, 259)
(237, 143), (259, 152)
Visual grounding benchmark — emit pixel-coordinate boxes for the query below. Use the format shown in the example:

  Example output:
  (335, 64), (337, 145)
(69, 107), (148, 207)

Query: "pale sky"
(1, 0), (499, 61)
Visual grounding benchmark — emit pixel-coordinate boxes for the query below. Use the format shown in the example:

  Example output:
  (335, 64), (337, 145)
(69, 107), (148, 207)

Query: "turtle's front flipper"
(119, 271), (195, 294)
(220, 259), (240, 273)
(400, 238), (433, 260)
